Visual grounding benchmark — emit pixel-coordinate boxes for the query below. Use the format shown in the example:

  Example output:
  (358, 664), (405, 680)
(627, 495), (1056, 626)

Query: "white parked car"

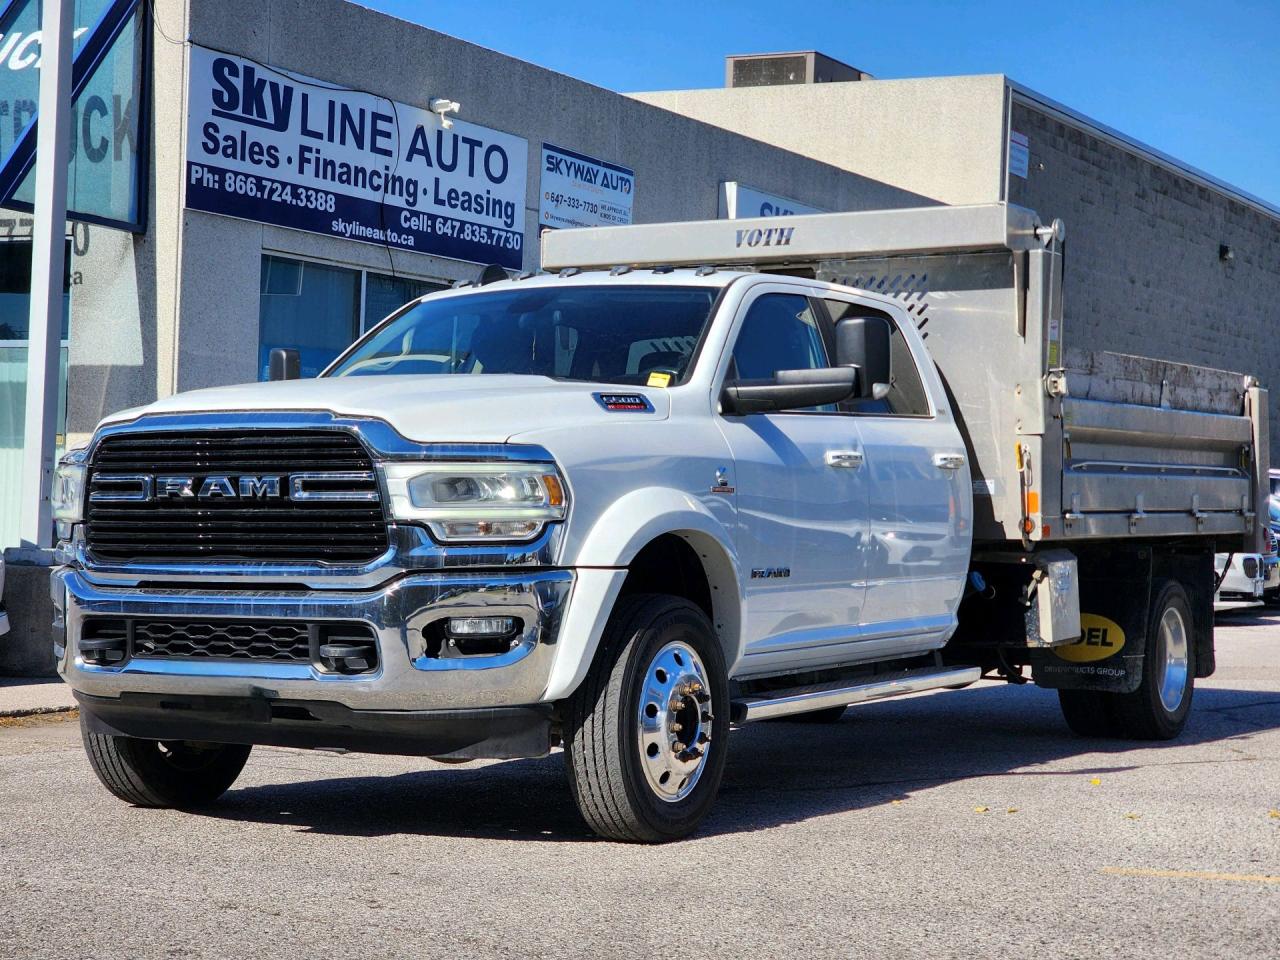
(1215, 552), (1265, 606)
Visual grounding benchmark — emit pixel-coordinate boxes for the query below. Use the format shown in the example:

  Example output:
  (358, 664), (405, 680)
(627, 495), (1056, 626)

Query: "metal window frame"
(0, 0), (151, 233)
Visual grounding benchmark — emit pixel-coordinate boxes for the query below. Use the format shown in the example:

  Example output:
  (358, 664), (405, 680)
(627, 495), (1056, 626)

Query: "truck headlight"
(51, 450), (88, 523)
(382, 463), (568, 542)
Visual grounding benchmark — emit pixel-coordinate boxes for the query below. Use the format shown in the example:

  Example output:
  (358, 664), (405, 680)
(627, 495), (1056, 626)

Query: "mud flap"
(1029, 546), (1151, 694)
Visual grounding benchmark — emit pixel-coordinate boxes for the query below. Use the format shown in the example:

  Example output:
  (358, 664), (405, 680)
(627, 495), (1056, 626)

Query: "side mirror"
(836, 315), (891, 399)
(722, 367), (858, 415)
(268, 347), (301, 381)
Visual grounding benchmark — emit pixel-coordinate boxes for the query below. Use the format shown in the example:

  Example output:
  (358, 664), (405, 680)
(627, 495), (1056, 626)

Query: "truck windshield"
(327, 284), (718, 384)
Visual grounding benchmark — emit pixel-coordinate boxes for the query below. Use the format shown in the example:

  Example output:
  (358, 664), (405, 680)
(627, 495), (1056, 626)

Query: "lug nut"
(698, 732), (710, 744)
(670, 722), (683, 733)
(671, 741), (686, 754)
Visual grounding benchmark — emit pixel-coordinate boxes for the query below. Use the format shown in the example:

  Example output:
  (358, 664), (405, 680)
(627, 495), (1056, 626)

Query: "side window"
(824, 299), (931, 416)
(731, 293), (829, 379)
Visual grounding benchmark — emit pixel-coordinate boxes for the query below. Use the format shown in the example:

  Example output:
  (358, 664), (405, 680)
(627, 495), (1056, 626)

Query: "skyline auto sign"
(184, 46), (529, 268)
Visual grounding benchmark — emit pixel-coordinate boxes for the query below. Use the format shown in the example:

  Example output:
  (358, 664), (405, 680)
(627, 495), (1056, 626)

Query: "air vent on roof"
(726, 51), (869, 88)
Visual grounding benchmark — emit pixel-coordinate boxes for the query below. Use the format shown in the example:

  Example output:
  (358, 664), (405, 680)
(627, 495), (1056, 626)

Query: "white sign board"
(184, 46), (529, 268)
(719, 181), (826, 219)
(1008, 130), (1030, 180)
(539, 143), (634, 230)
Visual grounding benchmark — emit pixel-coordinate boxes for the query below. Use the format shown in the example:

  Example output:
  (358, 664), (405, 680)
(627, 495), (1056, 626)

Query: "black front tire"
(564, 594), (730, 843)
(81, 715), (251, 808)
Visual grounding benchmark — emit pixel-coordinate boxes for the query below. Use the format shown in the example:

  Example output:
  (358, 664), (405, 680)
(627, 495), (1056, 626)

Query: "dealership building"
(2, 0), (1279, 670)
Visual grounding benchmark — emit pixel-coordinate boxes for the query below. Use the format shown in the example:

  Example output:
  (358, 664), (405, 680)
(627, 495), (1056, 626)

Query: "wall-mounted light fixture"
(1219, 243), (1234, 262)
(430, 97), (461, 129)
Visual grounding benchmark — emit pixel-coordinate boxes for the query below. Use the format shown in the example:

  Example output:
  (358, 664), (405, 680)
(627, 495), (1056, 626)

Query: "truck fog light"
(447, 616), (517, 638)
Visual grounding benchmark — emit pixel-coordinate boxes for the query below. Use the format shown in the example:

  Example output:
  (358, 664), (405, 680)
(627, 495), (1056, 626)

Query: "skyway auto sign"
(539, 143), (634, 230)
(184, 46), (529, 268)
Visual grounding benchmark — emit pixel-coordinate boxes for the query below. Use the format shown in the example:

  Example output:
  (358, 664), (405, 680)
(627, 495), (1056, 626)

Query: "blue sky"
(360, 0), (1280, 205)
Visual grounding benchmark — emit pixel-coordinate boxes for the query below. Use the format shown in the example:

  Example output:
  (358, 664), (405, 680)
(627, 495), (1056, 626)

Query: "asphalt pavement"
(1, 609), (1277, 959)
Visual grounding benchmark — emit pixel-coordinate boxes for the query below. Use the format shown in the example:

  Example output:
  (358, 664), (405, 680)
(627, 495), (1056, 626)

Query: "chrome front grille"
(84, 430), (389, 563)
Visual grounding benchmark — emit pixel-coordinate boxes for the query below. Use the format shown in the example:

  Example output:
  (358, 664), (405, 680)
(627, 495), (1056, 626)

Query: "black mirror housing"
(835, 315), (891, 399)
(722, 366), (858, 415)
(268, 347), (301, 381)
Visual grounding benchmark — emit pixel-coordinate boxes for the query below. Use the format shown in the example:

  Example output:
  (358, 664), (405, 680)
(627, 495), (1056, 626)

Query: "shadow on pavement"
(1215, 603), (1280, 625)
(200, 675), (1280, 842)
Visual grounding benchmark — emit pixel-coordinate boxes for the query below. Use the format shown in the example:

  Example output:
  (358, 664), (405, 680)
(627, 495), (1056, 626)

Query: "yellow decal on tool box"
(1054, 614), (1125, 662)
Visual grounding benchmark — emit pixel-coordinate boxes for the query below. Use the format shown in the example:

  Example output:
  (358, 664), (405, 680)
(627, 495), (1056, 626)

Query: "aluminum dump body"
(542, 203), (1267, 551)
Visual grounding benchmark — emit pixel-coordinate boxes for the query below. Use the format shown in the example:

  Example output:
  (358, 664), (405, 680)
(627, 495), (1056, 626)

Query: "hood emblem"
(594, 392), (654, 413)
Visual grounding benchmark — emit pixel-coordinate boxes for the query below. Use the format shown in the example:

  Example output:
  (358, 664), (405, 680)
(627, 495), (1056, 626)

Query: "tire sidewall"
(1141, 581), (1195, 735)
(614, 601), (730, 840)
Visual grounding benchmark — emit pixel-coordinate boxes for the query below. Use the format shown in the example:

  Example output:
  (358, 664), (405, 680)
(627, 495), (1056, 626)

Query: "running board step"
(732, 665), (983, 723)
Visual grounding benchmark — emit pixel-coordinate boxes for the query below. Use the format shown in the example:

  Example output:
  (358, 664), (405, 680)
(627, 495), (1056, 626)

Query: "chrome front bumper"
(54, 567), (574, 711)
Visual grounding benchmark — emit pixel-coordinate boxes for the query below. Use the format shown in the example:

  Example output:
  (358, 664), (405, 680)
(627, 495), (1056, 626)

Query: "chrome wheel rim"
(636, 641), (714, 803)
(1157, 605), (1190, 713)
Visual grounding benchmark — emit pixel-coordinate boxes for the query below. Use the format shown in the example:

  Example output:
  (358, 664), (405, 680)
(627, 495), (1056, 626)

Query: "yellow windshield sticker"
(646, 371), (672, 388)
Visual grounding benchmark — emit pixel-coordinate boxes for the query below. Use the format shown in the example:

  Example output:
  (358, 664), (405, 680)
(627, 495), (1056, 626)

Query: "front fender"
(573, 487), (737, 570)
(542, 488), (742, 702)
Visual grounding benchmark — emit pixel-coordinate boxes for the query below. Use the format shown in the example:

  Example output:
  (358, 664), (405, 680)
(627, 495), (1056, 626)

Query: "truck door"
(822, 297), (972, 655)
(715, 288), (869, 675)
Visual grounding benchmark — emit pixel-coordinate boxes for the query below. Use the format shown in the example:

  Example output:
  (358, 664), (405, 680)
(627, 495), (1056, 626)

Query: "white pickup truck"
(51, 203), (1267, 842)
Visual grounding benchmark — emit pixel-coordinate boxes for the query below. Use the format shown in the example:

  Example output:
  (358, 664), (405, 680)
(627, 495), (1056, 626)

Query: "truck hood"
(101, 375), (670, 444)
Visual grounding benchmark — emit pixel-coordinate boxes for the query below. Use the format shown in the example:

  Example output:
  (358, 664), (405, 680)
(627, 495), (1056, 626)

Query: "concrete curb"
(0, 679), (77, 718)
(0, 705), (77, 720)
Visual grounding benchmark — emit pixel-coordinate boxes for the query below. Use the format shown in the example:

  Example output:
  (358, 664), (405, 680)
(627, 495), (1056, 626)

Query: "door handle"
(933, 453), (966, 470)
(825, 450), (864, 469)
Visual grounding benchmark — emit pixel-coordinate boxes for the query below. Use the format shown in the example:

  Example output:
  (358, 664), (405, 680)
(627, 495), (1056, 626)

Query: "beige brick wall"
(1007, 100), (1280, 452)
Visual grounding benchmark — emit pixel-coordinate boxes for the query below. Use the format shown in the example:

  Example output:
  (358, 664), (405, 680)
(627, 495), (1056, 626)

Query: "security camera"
(429, 98), (461, 129)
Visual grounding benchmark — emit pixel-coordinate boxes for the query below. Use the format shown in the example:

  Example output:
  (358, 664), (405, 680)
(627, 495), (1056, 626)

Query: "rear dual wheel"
(1058, 581), (1194, 740)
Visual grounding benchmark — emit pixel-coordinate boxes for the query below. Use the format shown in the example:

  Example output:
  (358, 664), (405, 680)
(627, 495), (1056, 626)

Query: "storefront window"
(0, 237), (71, 548)
(258, 254), (446, 379)
(258, 256), (360, 380)
(364, 272), (445, 332)
(0, 0), (150, 230)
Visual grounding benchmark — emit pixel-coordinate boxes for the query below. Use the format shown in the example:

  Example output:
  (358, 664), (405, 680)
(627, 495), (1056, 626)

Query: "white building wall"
(631, 76), (1010, 206)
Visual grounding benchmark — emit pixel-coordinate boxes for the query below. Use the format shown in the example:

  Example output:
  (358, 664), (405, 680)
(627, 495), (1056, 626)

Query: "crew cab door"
(714, 287), (869, 674)
(822, 296), (972, 654)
